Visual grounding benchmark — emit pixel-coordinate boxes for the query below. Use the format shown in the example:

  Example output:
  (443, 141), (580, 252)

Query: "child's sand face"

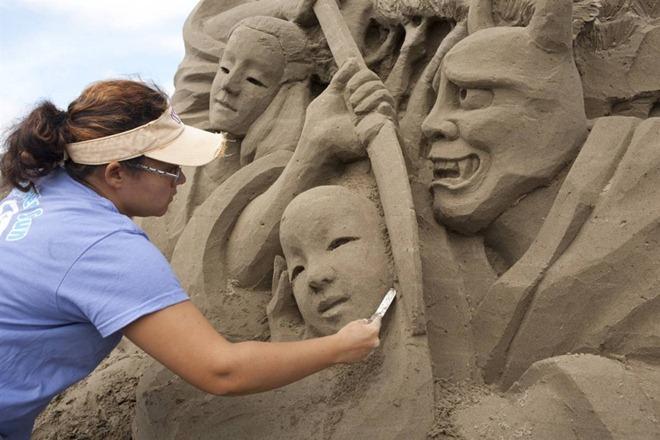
(280, 188), (391, 336)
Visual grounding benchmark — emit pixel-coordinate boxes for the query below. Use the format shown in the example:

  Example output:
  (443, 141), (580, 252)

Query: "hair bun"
(54, 109), (68, 127)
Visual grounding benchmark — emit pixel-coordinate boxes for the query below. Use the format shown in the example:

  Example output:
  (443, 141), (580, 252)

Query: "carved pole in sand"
(312, 0), (426, 335)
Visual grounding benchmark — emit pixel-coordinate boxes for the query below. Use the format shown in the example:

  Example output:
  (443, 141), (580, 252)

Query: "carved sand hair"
(230, 16), (313, 84)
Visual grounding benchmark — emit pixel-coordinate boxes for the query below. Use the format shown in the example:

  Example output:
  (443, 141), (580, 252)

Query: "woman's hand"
(332, 317), (381, 363)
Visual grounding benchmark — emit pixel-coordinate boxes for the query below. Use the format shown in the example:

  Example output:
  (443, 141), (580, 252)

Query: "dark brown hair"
(0, 79), (169, 191)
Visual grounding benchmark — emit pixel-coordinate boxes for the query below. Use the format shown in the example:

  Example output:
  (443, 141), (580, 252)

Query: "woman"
(0, 79), (380, 440)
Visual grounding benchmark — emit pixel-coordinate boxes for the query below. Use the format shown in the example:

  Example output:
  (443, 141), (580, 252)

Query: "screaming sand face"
(421, 0), (588, 234)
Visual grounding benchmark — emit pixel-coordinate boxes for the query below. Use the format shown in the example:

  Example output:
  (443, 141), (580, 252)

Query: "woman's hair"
(1, 79), (169, 191)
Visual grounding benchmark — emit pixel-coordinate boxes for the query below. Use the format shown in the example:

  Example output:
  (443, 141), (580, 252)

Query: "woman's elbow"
(203, 382), (232, 396)
(202, 374), (251, 396)
(189, 340), (257, 396)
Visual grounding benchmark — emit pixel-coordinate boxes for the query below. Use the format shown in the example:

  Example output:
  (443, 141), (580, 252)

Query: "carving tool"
(370, 288), (397, 321)
(312, 0), (426, 335)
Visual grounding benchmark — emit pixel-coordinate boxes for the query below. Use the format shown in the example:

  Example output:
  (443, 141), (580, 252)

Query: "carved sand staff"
(312, 0), (426, 335)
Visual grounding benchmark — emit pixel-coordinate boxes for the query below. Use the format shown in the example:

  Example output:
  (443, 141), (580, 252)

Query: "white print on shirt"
(5, 189), (43, 242)
(0, 199), (19, 237)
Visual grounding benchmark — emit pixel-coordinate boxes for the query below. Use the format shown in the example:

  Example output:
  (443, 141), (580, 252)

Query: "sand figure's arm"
(399, 20), (467, 162)
(384, 17), (430, 109)
(124, 300), (381, 395)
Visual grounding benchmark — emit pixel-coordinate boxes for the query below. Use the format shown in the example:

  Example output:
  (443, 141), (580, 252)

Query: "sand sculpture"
(35, 0), (660, 438)
(132, 0), (659, 438)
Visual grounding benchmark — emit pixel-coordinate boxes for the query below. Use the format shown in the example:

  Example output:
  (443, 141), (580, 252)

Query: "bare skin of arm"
(124, 300), (380, 396)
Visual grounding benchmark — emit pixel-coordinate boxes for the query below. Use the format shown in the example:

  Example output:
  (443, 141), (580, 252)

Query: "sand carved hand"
(297, 60), (363, 163)
(266, 256), (304, 341)
(343, 59), (396, 146)
(401, 16), (429, 62)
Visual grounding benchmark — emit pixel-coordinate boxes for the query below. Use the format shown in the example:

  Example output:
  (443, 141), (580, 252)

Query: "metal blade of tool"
(371, 288), (397, 321)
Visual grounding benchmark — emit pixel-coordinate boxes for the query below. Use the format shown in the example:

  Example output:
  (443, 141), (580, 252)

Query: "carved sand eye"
(220, 66), (230, 74)
(247, 77), (266, 87)
(327, 236), (359, 251)
(291, 265), (305, 282)
(458, 88), (493, 110)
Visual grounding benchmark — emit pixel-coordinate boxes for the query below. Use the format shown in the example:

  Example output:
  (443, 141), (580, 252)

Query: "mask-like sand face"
(209, 26), (285, 135)
(280, 186), (391, 337)
(421, 5), (587, 234)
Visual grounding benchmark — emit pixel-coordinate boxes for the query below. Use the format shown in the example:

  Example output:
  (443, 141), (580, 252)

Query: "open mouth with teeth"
(432, 154), (481, 189)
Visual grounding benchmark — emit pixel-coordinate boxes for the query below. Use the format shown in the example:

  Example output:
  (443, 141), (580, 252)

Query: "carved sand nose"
(424, 119), (459, 143)
(307, 266), (335, 292)
(220, 73), (240, 95)
(438, 120), (459, 140)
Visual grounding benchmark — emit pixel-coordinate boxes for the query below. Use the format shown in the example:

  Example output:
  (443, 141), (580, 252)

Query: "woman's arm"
(123, 300), (380, 396)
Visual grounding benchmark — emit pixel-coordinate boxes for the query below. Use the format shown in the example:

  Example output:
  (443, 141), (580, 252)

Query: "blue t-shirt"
(0, 169), (189, 439)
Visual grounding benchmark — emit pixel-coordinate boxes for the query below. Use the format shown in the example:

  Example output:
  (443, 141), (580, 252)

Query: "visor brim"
(144, 125), (225, 167)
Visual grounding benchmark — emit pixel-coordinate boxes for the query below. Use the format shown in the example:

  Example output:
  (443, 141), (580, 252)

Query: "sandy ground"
(32, 344), (493, 439)
(32, 339), (151, 440)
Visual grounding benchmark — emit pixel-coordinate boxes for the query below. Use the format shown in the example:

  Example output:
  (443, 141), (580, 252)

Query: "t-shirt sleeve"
(56, 230), (190, 337)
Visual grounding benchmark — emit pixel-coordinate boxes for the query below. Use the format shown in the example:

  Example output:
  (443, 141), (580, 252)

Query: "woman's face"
(280, 191), (391, 336)
(114, 158), (186, 218)
(209, 26), (286, 136)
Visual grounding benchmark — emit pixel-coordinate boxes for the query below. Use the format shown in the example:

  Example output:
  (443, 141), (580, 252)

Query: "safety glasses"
(124, 162), (182, 183)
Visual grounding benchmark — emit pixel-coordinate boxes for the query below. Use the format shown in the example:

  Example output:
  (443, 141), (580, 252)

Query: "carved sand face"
(421, 6), (587, 234)
(280, 187), (391, 336)
(209, 26), (285, 135)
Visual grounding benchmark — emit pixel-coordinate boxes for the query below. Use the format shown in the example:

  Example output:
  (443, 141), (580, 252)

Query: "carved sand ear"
(467, 0), (495, 35)
(527, 0), (573, 53)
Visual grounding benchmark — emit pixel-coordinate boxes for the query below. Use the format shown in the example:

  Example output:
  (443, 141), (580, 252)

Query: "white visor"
(65, 107), (225, 166)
